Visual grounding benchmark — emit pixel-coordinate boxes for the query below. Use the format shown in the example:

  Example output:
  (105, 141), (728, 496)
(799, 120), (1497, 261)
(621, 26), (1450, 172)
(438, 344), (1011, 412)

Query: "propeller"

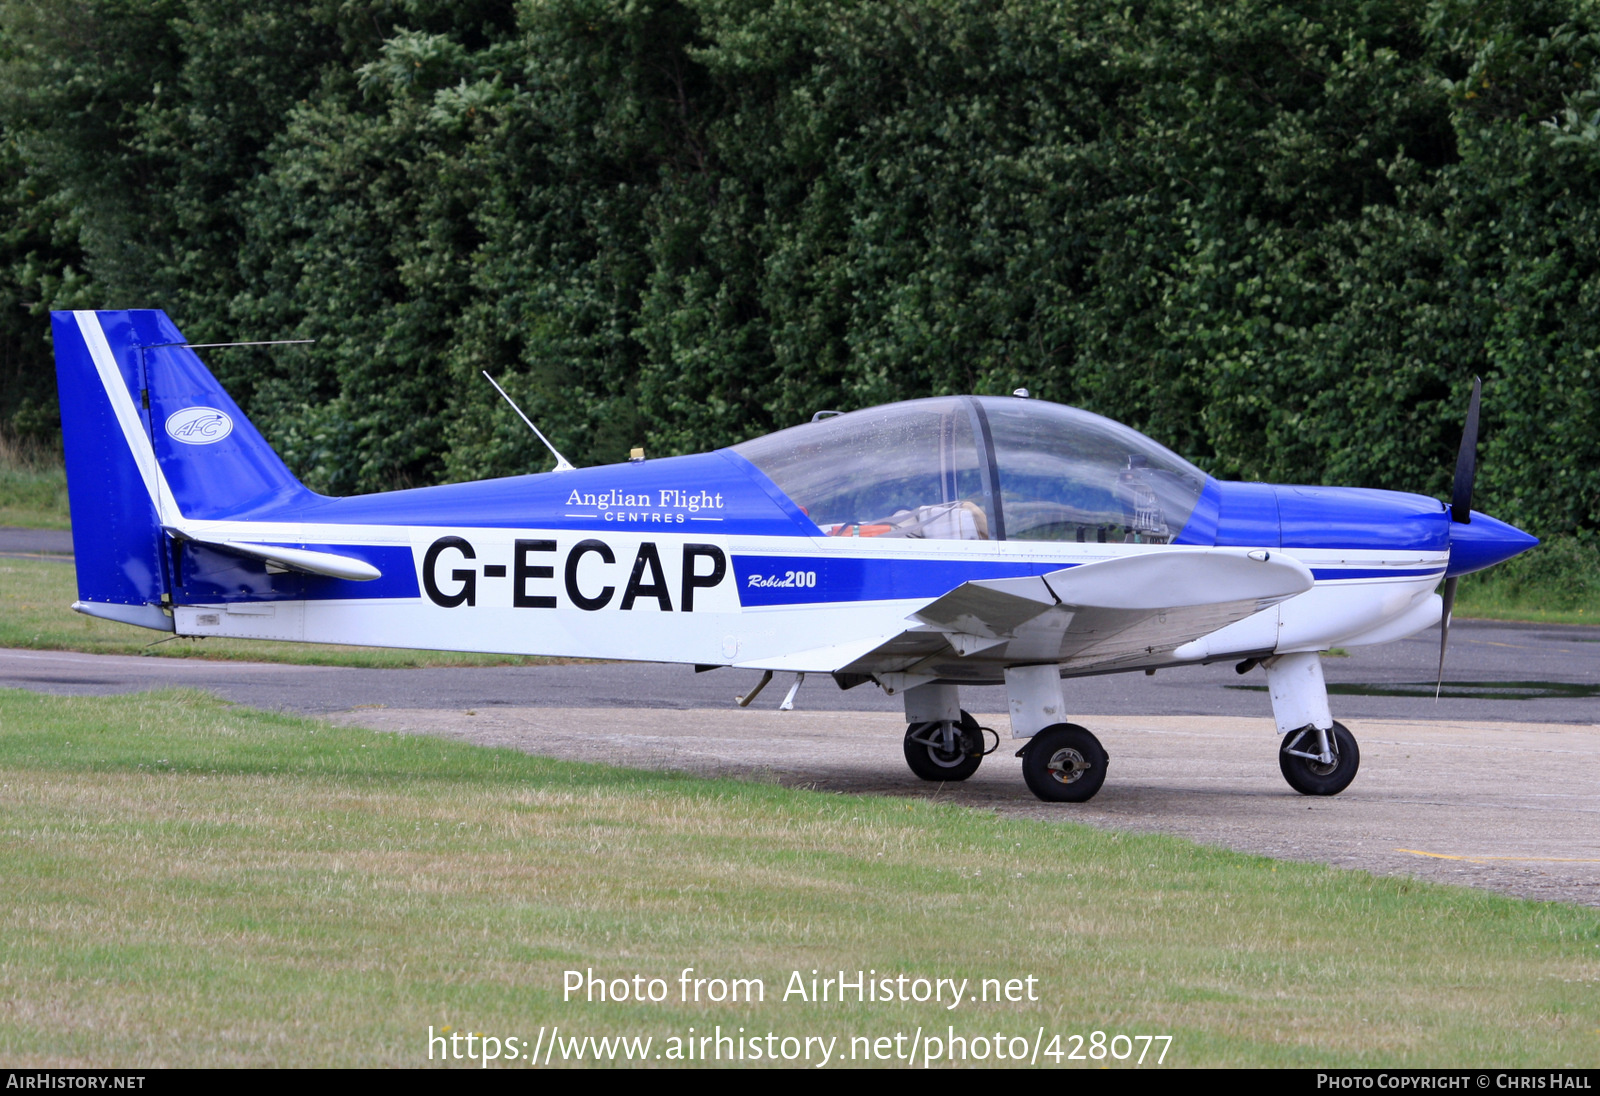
(1437, 376), (1481, 699)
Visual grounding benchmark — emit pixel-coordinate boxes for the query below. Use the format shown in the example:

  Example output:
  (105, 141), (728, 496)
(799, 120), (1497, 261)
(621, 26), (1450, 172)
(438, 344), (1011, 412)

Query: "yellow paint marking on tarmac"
(1396, 848), (1600, 864)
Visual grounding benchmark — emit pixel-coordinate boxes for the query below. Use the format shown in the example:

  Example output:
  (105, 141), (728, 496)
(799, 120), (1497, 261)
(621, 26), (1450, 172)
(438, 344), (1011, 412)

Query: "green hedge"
(1, 0), (1597, 536)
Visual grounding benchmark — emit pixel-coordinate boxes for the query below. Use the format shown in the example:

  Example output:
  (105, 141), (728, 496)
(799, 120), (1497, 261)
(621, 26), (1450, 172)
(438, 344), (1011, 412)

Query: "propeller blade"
(1441, 377), (1481, 695)
(1436, 576), (1457, 700)
(1451, 377), (1481, 524)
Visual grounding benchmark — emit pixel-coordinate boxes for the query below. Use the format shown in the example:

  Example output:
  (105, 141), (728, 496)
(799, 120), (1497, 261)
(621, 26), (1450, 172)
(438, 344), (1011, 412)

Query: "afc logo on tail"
(165, 406), (234, 445)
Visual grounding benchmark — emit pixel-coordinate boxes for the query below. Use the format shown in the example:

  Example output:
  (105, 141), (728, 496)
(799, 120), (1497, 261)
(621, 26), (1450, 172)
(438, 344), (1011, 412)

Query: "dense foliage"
(1, 0), (1597, 538)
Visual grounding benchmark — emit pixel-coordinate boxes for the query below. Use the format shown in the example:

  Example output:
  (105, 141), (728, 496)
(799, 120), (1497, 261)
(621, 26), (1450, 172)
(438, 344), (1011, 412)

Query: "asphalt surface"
(0, 619), (1595, 724)
(0, 525), (74, 561)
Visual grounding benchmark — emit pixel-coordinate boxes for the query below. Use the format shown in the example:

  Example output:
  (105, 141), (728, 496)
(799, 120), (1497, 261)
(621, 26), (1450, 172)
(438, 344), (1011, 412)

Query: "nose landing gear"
(1262, 651), (1361, 796)
(1279, 720), (1360, 795)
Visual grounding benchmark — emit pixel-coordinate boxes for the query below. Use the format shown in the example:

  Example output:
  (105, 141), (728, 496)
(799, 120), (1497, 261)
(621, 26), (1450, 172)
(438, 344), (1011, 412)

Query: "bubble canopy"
(730, 396), (1208, 543)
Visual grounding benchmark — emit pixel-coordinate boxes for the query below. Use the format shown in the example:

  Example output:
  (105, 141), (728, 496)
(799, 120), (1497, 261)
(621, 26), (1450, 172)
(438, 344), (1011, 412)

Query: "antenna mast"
(481, 371), (576, 473)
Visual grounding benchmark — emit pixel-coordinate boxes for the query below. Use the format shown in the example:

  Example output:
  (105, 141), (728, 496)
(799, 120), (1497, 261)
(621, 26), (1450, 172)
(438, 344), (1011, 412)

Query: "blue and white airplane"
(53, 309), (1538, 802)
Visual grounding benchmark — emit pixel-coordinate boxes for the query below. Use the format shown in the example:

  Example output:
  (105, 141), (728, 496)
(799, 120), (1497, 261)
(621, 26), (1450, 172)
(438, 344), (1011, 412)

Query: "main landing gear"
(897, 682), (997, 784)
(999, 665), (1111, 802)
(896, 671), (1111, 803)
(900, 710), (1111, 803)
(1018, 723), (1109, 803)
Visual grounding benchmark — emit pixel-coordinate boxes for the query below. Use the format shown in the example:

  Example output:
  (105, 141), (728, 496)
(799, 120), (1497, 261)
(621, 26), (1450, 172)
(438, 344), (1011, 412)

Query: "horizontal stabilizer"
(166, 530), (382, 581)
(72, 600), (174, 632)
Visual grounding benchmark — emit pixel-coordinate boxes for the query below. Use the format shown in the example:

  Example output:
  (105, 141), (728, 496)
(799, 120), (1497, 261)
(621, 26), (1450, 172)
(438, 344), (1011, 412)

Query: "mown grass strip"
(1454, 536), (1600, 625)
(0, 454), (69, 531)
(0, 688), (1595, 1068)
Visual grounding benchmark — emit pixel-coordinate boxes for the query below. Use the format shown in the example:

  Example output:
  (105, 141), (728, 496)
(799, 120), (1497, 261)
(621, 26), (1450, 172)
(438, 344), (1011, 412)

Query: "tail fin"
(52, 309), (314, 629)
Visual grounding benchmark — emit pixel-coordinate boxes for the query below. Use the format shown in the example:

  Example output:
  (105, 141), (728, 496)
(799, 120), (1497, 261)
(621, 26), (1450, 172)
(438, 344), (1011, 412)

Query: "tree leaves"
(1, 0), (1597, 535)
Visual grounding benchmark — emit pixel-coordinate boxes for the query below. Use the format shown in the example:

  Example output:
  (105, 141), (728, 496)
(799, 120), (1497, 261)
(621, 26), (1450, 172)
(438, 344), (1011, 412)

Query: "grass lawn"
(1451, 535), (1600, 625)
(0, 463), (69, 530)
(0, 688), (1596, 1068)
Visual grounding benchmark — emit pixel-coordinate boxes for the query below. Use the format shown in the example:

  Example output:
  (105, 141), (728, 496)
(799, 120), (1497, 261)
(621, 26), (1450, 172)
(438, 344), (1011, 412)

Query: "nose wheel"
(903, 711), (991, 781)
(1019, 723), (1109, 803)
(1279, 721), (1360, 795)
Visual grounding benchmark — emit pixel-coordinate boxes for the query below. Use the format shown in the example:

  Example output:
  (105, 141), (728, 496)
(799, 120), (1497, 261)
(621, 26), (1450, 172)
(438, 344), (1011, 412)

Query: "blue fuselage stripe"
(1308, 568), (1444, 581)
(735, 555), (1062, 606)
(732, 557), (1443, 607)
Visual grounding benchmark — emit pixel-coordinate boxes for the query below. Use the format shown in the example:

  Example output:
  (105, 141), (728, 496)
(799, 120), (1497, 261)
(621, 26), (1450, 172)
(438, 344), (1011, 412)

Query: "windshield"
(976, 397), (1205, 543)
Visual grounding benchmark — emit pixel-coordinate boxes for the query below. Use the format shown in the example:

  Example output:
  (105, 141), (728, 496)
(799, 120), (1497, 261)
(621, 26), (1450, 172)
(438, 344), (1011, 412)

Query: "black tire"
(1020, 723), (1108, 803)
(903, 712), (984, 782)
(1278, 721), (1360, 796)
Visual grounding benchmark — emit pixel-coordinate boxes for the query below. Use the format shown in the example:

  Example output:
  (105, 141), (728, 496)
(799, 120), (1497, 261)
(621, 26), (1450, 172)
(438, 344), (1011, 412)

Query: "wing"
(832, 549), (1311, 680)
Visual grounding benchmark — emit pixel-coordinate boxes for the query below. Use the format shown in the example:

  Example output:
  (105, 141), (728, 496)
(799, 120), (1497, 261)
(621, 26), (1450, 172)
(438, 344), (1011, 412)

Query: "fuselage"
(155, 453), (1525, 681)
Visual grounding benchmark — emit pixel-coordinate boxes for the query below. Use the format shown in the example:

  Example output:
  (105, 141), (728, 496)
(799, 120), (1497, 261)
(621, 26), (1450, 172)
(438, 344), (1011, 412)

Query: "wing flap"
(910, 574), (1057, 636)
(732, 632), (908, 673)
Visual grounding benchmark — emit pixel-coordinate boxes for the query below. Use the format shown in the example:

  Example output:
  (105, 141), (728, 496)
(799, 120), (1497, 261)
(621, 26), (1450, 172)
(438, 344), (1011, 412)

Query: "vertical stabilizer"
(52, 309), (316, 630)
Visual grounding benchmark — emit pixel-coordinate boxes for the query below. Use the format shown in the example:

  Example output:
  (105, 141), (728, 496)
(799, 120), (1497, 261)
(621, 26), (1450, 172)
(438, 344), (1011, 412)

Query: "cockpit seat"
(827, 500), (989, 540)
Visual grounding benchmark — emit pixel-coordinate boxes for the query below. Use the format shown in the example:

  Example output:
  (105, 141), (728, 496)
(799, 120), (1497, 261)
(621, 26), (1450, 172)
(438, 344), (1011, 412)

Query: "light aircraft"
(53, 309), (1538, 802)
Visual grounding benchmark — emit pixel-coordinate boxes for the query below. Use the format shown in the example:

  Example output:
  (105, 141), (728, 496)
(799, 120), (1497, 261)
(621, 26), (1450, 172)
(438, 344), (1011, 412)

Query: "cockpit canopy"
(731, 396), (1208, 543)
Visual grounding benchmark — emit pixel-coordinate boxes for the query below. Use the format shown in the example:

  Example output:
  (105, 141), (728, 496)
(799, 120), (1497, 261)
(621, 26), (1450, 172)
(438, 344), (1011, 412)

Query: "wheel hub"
(1046, 747), (1090, 784)
(908, 721), (978, 768)
(1282, 726), (1340, 772)
(1305, 753), (1340, 776)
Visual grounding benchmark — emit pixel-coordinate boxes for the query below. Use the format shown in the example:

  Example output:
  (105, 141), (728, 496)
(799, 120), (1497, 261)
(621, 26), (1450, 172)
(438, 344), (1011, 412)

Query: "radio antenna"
(182, 339), (317, 349)
(144, 339), (317, 349)
(481, 371), (576, 473)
